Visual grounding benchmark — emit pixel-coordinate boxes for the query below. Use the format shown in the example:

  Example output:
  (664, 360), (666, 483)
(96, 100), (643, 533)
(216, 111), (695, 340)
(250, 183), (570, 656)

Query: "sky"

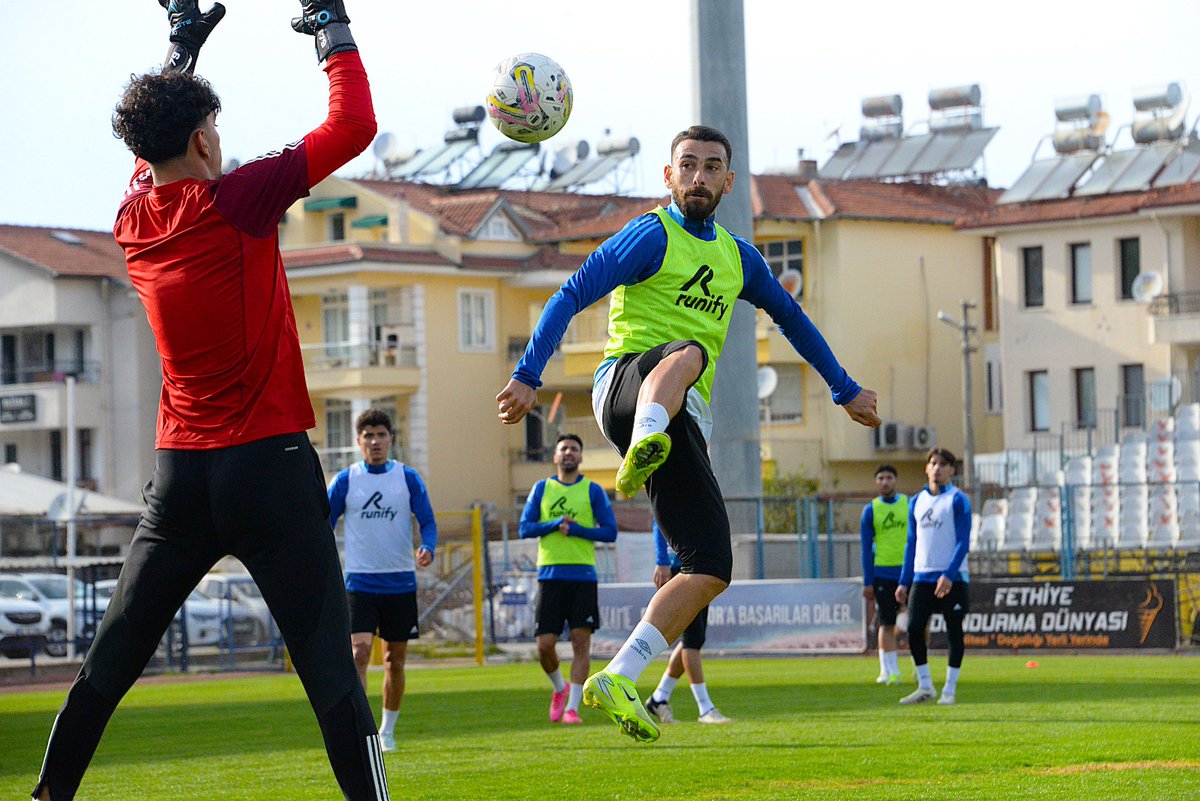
(3, 0), (1199, 232)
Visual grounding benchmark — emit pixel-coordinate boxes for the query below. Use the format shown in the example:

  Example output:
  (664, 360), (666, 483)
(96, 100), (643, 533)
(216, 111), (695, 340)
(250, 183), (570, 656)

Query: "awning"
(303, 196), (358, 212)
(351, 215), (388, 229)
(0, 465), (143, 518)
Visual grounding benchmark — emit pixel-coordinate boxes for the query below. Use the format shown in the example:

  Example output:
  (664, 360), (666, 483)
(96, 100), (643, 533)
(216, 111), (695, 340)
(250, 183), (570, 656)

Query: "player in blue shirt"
(329, 409), (438, 751)
(896, 448), (971, 705)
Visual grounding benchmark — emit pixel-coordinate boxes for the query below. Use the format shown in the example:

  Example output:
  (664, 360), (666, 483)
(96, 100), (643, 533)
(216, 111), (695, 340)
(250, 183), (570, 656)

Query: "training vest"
(912, 486), (965, 576)
(342, 461), (416, 575)
(537, 478), (598, 567)
(603, 207), (743, 403)
(871, 494), (909, 567)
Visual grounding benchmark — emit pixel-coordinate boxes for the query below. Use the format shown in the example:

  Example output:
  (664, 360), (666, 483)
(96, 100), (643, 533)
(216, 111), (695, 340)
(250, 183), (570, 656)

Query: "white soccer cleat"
(698, 708), (732, 724)
(899, 687), (937, 705)
(937, 692), (956, 705)
(380, 731), (397, 752)
(645, 698), (676, 724)
(875, 673), (890, 684)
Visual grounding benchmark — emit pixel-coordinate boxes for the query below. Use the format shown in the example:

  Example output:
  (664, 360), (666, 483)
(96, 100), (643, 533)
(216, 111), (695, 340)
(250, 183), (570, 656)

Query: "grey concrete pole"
(691, 0), (762, 508)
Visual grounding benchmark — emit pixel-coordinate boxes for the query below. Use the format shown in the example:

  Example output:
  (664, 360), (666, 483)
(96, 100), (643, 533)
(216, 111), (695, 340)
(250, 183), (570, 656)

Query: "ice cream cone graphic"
(1137, 585), (1164, 645)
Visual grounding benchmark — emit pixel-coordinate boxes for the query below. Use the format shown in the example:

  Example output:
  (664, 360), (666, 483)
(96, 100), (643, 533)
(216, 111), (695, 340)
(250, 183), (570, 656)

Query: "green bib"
(537, 478), (598, 567)
(603, 207), (744, 403)
(871, 494), (909, 567)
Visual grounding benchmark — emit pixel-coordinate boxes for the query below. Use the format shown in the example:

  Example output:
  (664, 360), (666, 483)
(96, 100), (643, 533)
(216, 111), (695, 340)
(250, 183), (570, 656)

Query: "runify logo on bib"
(878, 510), (906, 533)
(675, 264), (729, 320)
(919, 507), (944, 530)
(360, 491), (399, 521)
(549, 496), (580, 520)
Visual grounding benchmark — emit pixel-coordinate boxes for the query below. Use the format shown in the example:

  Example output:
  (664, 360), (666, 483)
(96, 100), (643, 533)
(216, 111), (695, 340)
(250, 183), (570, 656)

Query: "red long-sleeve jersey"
(115, 52), (376, 449)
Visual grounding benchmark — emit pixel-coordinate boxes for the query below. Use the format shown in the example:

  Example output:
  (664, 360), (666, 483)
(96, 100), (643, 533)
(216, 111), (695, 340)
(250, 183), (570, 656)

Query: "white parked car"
(0, 573), (109, 657)
(94, 580), (263, 647)
(194, 573), (276, 645)
(0, 593), (52, 659)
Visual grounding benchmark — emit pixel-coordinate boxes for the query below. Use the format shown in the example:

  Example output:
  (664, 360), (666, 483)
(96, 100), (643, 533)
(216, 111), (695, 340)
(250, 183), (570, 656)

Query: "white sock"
(606, 621), (670, 682)
(886, 651), (900, 675)
(631, 402), (669, 444)
(915, 663), (933, 690)
(546, 667), (566, 693)
(380, 708), (399, 737)
(652, 673), (679, 704)
(943, 666), (960, 695)
(878, 648), (888, 675)
(691, 682), (714, 716)
(566, 682), (584, 713)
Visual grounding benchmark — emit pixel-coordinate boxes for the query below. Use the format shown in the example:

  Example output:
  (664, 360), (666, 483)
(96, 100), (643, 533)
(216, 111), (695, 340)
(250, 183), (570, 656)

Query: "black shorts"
(872, 578), (900, 626)
(348, 590), (419, 642)
(535, 580), (600, 636)
(908, 580), (971, 627)
(600, 341), (733, 583)
(674, 568), (709, 649)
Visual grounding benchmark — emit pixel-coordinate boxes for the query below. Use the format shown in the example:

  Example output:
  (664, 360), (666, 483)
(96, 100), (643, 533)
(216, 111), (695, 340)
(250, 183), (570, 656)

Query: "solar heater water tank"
(861, 94), (902, 118)
(1054, 94), (1102, 123)
(597, 137), (640, 156)
(929, 108), (983, 133)
(928, 84), (981, 110)
(860, 119), (903, 141)
(453, 105), (487, 125)
(1133, 83), (1183, 112)
(1053, 129), (1104, 153)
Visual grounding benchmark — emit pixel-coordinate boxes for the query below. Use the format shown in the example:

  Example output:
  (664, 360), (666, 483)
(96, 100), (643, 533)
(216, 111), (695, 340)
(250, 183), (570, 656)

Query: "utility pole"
(691, 0), (761, 507)
(937, 300), (978, 491)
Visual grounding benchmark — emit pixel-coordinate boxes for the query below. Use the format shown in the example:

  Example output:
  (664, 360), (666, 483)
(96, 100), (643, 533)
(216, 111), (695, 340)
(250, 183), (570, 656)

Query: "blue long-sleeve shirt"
(512, 202), (861, 405)
(899, 484), (971, 587)
(653, 521), (681, 570)
(519, 475), (617, 582)
(328, 461), (438, 593)
(859, 495), (903, 585)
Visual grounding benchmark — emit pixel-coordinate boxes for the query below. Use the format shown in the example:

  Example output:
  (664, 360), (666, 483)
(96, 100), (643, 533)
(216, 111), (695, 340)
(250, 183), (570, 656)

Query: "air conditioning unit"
(907, 425), (937, 451)
(872, 421), (903, 451)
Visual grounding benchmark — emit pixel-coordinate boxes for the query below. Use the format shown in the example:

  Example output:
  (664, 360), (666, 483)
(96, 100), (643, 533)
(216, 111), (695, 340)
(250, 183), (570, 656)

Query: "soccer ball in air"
(485, 53), (573, 144)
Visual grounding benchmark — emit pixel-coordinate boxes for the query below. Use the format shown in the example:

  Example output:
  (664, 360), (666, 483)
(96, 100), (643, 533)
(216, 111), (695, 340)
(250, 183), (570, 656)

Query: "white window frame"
(480, 213), (520, 242)
(458, 289), (496, 353)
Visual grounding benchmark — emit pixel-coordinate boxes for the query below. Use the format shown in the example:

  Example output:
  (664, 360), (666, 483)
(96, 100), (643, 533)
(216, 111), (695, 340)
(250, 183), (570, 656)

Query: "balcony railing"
(0, 360), (100, 386)
(300, 340), (416, 371)
(1149, 290), (1200, 316)
(562, 311), (609, 346)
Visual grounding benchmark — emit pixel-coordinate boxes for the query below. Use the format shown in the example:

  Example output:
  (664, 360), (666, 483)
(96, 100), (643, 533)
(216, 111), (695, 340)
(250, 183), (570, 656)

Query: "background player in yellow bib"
(497, 125), (880, 742)
(860, 464), (908, 685)
(519, 434), (617, 725)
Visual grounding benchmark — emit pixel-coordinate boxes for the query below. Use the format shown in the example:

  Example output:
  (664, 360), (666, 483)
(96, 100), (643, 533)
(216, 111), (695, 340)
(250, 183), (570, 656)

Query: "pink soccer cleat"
(561, 709), (582, 725)
(549, 687), (569, 722)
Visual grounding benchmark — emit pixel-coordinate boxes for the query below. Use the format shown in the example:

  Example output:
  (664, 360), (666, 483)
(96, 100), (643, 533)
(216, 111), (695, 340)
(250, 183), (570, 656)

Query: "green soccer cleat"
(615, 432), (672, 497)
(582, 670), (660, 743)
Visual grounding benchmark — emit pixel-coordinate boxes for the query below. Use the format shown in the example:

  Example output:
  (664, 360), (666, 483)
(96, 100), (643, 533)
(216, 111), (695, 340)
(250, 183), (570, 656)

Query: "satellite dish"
(757, 366), (779, 400)
(1131, 271), (1164, 304)
(777, 268), (803, 299)
(372, 132), (399, 162)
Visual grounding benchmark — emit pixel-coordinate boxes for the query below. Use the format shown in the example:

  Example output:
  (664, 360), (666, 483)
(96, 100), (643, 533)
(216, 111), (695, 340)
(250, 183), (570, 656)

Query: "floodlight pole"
(692, 0), (762, 503)
(937, 300), (978, 492)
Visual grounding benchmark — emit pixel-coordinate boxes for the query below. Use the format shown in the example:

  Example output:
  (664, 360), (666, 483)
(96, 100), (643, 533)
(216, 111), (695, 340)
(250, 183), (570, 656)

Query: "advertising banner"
(593, 579), (864, 656)
(928, 579), (1177, 650)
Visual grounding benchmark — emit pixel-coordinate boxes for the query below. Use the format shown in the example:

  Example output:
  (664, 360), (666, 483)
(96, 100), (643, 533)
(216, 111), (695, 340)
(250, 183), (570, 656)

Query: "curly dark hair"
(355, 408), (394, 435)
(112, 71), (221, 163)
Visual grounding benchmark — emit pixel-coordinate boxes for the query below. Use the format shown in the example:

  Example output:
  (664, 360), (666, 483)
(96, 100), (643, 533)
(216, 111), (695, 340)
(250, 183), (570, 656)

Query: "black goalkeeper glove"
(159, 0), (226, 74)
(291, 0), (357, 64)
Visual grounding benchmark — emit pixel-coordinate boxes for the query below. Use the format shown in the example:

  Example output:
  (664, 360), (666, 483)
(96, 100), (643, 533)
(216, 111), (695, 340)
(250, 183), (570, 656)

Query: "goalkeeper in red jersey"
(33, 3), (388, 800)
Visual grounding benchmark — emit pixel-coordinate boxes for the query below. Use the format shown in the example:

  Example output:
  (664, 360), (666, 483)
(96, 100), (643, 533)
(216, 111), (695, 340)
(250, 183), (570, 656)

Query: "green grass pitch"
(1, 655), (1197, 800)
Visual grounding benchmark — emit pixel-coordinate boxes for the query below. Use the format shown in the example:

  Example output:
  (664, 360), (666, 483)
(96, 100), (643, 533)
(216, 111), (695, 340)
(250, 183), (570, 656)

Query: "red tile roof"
(282, 244), (455, 270)
(959, 180), (1200, 229)
(753, 175), (998, 223)
(0, 224), (128, 282)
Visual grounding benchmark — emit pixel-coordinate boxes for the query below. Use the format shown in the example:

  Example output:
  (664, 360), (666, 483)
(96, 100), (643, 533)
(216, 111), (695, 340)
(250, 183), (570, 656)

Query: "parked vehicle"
(94, 580), (263, 647)
(0, 593), (51, 659)
(194, 574), (276, 646)
(0, 573), (110, 657)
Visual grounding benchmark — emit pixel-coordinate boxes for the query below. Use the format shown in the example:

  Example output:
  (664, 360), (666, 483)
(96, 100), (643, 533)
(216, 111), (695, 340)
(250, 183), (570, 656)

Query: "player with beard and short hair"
(497, 124), (880, 742)
(519, 434), (617, 726)
(860, 464), (908, 685)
